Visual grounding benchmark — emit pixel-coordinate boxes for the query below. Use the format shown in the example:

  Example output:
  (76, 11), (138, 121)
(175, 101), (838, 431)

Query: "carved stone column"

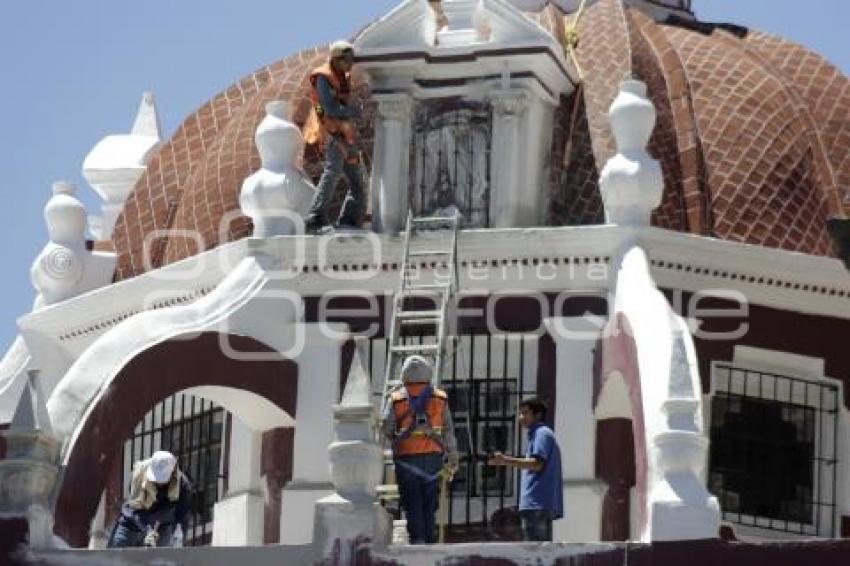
(489, 89), (529, 228)
(371, 94), (414, 234)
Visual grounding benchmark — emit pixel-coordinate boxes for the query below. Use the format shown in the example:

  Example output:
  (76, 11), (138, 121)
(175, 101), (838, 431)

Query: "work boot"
(335, 222), (362, 233)
(305, 215), (329, 235)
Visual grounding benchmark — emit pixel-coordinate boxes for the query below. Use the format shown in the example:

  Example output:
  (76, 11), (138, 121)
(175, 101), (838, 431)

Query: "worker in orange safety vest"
(302, 40), (366, 234)
(383, 355), (459, 544)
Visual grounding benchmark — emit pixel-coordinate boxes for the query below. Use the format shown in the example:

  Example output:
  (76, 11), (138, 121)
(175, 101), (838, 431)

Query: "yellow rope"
(562, 0), (589, 168)
(563, 0), (589, 81)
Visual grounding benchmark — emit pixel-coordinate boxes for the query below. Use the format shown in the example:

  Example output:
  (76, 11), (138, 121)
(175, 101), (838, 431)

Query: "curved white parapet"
(610, 238), (719, 542)
(239, 101), (316, 237)
(47, 253), (297, 451)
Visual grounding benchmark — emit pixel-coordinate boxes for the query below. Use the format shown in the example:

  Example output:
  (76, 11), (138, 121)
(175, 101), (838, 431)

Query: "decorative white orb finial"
(255, 101), (300, 173)
(240, 100), (316, 237)
(44, 181), (86, 244)
(599, 80), (663, 226)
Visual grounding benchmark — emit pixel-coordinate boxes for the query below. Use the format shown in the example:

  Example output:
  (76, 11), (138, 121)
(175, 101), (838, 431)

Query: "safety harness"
(392, 385), (446, 453)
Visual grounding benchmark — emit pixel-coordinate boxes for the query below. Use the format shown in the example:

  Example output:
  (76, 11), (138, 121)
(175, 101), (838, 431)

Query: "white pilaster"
(544, 317), (607, 542)
(212, 494), (265, 546)
(371, 94), (414, 234)
(489, 89), (529, 228)
(212, 417), (265, 546)
(279, 326), (344, 544)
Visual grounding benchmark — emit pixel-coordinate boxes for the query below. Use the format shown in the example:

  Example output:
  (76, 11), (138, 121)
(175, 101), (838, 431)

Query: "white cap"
(146, 451), (177, 483)
(401, 355), (433, 383)
(330, 40), (354, 58)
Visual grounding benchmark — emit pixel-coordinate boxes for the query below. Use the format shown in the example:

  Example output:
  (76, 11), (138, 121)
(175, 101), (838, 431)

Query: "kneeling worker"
(384, 355), (459, 544)
(108, 450), (193, 548)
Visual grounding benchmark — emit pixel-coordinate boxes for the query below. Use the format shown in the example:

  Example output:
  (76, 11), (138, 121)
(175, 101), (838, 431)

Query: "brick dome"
(110, 0), (850, 280)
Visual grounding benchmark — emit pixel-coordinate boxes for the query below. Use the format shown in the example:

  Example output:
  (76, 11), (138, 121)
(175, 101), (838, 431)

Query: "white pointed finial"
(340, 345), (371, 408)
(10, 370), (53, 434)
(82, 92), (163, 239)
(599, 80), (663, 226)
(131, 91), (162, 139)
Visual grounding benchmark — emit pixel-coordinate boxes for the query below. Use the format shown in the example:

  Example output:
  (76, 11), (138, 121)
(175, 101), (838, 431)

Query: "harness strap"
(392, 386), (445, 451)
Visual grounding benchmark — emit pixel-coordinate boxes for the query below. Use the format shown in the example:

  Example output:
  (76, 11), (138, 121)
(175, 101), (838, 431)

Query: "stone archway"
(53, 332), (297, 547)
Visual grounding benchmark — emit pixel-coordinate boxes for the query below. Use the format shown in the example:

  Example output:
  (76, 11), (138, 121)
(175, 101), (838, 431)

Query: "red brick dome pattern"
(559, 0), (849, 251)
(111, 47), (374, 279)
(111, 1), (850, 281)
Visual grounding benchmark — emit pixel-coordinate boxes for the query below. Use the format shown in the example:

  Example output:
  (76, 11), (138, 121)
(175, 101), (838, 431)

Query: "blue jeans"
(520, 509), (552, 542)
(395, 453), (444, 544)
(107, 516), (174, 548)
(307, 135), (365, 227)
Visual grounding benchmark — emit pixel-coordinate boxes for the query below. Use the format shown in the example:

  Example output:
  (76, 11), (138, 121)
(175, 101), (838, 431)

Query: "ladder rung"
(390, 344), (439, 354)
(399, 318), (440, 327)
(386, 380), (402, 389)
(409, 250), (452, 257)
(412, 215), (457, 223)
(396, 310), (442, 319)
(404, 283), (450, 291)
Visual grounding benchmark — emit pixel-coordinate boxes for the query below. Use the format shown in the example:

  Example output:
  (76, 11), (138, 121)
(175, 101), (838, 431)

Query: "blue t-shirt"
(519, 422), (564, 519)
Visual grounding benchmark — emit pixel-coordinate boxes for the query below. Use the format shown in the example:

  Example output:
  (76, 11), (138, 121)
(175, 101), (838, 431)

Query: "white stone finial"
(44, 182), (86, 245)
(239, 100), (316, 237)
(31, 181), (117, 307)
(256, 101), (298, 172)
(599, 79), (663, 226)
(131, 91), (162, 138)
(83, 92), (162, 240)
(10, 370), (52, 435)
(314, 339), (389, 562)
(340, 346), (371, 408)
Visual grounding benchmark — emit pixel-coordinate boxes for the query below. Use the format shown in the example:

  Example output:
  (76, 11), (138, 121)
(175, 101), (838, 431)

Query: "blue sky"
(0, 0), (847, 353)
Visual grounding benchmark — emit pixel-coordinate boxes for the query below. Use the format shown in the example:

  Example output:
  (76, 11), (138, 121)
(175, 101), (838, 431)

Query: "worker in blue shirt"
(489, 398), (563, 541)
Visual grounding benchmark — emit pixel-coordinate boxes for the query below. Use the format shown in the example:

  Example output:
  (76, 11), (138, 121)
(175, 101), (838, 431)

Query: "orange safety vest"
(303, 62), (357, 149)
(391, 383), (449, 457)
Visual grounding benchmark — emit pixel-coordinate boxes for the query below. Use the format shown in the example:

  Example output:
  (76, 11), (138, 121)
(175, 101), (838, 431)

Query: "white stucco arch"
(48, 253), (304, 453)
(46, 250), (348, 546)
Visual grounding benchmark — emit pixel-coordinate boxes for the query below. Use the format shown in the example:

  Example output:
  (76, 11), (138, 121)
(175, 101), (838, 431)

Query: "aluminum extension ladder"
(376, 210), (461, 530)
(380, 210), (461, 415)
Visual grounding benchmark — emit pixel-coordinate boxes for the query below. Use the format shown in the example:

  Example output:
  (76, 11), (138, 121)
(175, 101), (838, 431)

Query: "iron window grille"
(708, 363), (839, 537)
(409, 100), (492, 227)
(119, 393), (229, 546)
